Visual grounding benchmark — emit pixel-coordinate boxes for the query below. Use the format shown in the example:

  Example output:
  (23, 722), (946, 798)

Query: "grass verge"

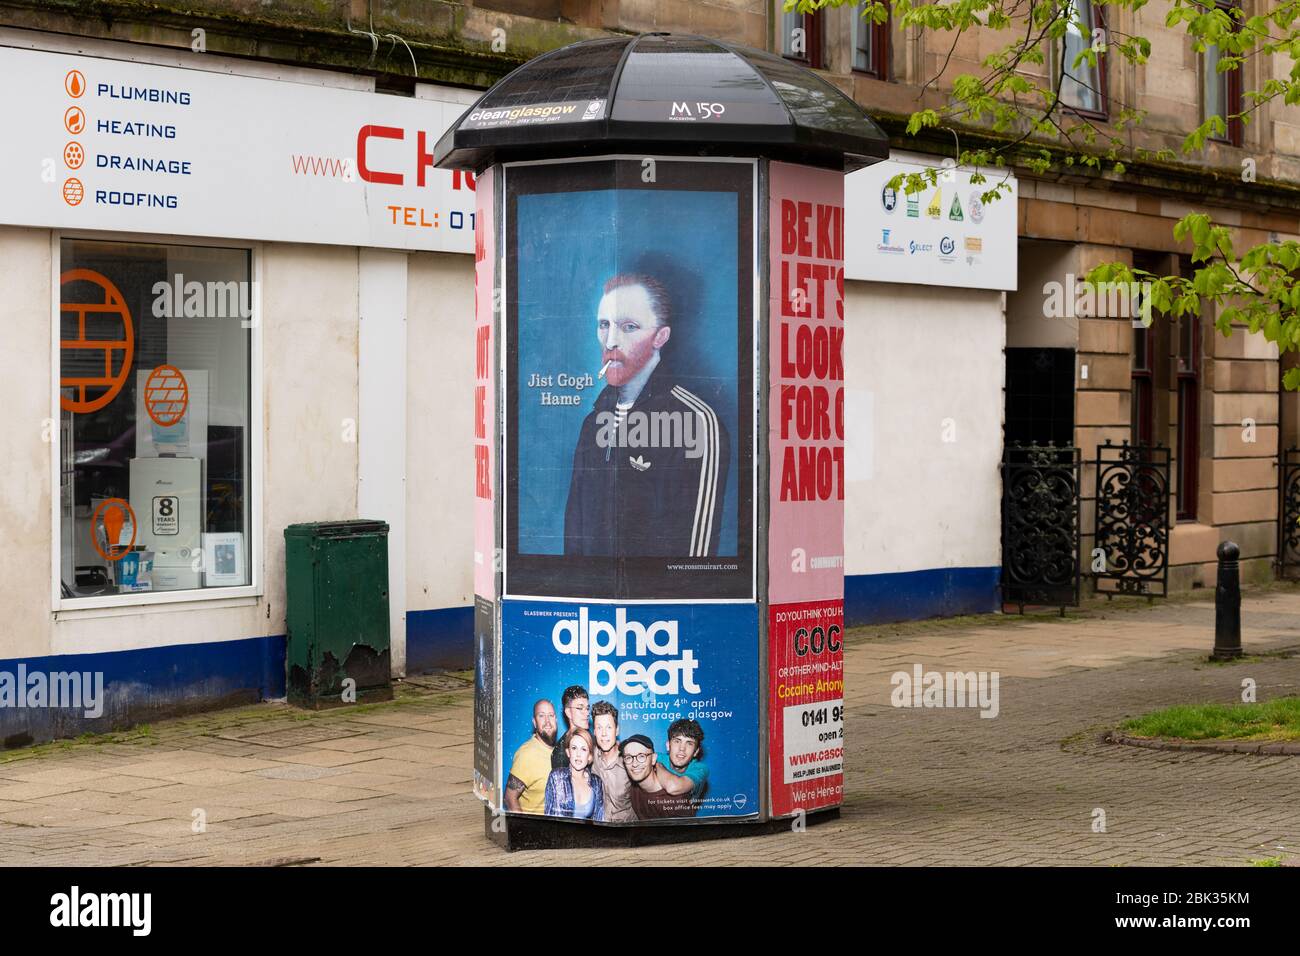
(1119, 697), (1300, 742)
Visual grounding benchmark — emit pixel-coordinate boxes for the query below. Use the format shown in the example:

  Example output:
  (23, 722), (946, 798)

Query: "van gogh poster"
(499, 600), (758, 823)
(503, 158), (755, 601)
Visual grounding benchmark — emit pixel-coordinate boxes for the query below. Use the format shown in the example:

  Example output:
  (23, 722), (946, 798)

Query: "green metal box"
(284, 520), (393, 708)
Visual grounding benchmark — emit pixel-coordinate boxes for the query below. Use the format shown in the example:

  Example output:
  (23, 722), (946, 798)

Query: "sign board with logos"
(0, 45), (477, 252)
(844, 151), (1017, 291)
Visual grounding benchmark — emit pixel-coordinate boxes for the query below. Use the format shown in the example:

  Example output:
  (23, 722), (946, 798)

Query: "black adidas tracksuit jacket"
(563, 362), (729, 557)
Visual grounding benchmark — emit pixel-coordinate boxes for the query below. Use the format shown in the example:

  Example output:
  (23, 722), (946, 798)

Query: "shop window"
(852, 3), (890, 79)
(1202, 1), (1244, 147)
(1060, 0), (1107, 117)
(1175, 313), (1200, 520)
(1131, 324), (1154, 446)
(58, 239), (254, 602)
(779, 3), (825, 69)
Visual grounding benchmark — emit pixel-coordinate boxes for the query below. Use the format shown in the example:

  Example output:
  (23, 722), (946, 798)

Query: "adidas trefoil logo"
(629, 455), (651, 471)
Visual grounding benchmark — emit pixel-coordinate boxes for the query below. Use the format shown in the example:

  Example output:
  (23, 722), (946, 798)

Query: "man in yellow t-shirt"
(504, 699), (557, 814)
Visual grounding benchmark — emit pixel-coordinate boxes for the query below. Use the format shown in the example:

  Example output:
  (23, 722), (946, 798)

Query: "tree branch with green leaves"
(791, 0), (1300, 379)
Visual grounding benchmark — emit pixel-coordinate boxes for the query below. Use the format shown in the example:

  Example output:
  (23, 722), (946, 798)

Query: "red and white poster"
(473, 167), (496, 599)
(768, 162), (846, 817)
(768, 599), (844, 817)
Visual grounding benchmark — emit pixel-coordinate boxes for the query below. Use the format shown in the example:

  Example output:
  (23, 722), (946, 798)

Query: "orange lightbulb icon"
(103, 504), (124, 546)
(92, 498), (136, 562)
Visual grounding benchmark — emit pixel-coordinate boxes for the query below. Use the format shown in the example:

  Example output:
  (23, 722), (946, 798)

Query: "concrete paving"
(1, 588), (1297, 866)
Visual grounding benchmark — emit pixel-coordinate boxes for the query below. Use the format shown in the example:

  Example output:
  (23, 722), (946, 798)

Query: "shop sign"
(0, 45), (477, 252)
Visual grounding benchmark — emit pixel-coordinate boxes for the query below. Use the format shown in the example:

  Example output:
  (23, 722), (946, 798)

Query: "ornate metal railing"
(1090, 441), (1170, 598)
(1001, 442), (1081, 612)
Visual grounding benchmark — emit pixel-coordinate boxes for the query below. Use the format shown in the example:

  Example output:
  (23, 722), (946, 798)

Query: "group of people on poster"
(503, 685), (709, 822)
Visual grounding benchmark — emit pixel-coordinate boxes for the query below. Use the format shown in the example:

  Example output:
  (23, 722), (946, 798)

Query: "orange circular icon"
(65, 69), (86, 98)
(92, 498), (136, 563)
(64, 106), (85, 134)
(144, 365), (189, 427)
(63, 141), (84, 169)
(62, 177), (84, 206)
(60, 269), (135, 415)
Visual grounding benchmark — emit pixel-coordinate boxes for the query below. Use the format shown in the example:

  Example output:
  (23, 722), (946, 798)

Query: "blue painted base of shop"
(845, 566), (1000, 628)
(406, 605), (474, 674)
(0, 635), (284, 749)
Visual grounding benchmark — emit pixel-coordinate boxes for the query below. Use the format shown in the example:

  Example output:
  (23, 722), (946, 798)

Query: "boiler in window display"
(129, 456), (202, 591)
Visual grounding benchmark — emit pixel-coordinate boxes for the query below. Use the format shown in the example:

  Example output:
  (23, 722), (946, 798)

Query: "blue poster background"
(514, 187), (740, 555)
(501, 599), (759, 820)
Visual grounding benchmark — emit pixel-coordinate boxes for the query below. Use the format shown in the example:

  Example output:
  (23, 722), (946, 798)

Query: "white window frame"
(49, 229), (265, 612)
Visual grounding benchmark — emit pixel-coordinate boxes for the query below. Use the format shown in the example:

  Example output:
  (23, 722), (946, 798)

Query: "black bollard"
(1212, 541), (1243, 661)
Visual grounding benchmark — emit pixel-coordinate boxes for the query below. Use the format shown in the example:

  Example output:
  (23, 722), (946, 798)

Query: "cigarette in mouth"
(598, 360), (611, 379)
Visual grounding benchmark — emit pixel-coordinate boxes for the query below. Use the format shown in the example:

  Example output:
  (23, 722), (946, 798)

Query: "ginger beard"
(596, 283), (671, 387)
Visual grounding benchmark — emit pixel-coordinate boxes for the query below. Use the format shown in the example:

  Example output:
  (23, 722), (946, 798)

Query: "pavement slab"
(0, 588), (1297, 865)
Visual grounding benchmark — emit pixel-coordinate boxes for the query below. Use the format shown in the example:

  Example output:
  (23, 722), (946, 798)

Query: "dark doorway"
(1005, 347), (1075, 446)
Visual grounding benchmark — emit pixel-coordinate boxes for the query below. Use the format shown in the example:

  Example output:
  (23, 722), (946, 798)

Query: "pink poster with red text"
(768, 162), (845, 605)
(473, 167), (496, 599)
(768, 162), (845, 818)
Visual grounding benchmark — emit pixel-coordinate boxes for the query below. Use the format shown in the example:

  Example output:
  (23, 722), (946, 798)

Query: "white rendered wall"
(842, 280), (1005, 578)
(0, 226), (54, 659)
(359, 249), (409, 675)
(405, 252), (476, 617)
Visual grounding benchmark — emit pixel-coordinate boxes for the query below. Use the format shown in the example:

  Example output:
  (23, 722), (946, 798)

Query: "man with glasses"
(619, 734), (695, 820)
(551, 685), (591, 769)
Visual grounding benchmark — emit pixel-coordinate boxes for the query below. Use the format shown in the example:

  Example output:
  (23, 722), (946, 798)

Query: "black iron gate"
(1091, 441), (1171, 598)
(1001, 441), (1173, 609)
(1278, 446), (1300, 575)
(1001, 442), (1081, 611)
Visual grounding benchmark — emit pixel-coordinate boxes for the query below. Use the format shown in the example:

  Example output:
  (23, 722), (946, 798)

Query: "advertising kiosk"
(435, 33), (888, 846)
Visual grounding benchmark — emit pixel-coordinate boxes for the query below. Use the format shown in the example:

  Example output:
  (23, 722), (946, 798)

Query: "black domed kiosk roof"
(434, 33), (890, 173)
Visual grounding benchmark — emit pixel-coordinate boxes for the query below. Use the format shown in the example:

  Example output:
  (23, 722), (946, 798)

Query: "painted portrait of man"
(505, 157), (754, 599)
(563, 273), (730, 558)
